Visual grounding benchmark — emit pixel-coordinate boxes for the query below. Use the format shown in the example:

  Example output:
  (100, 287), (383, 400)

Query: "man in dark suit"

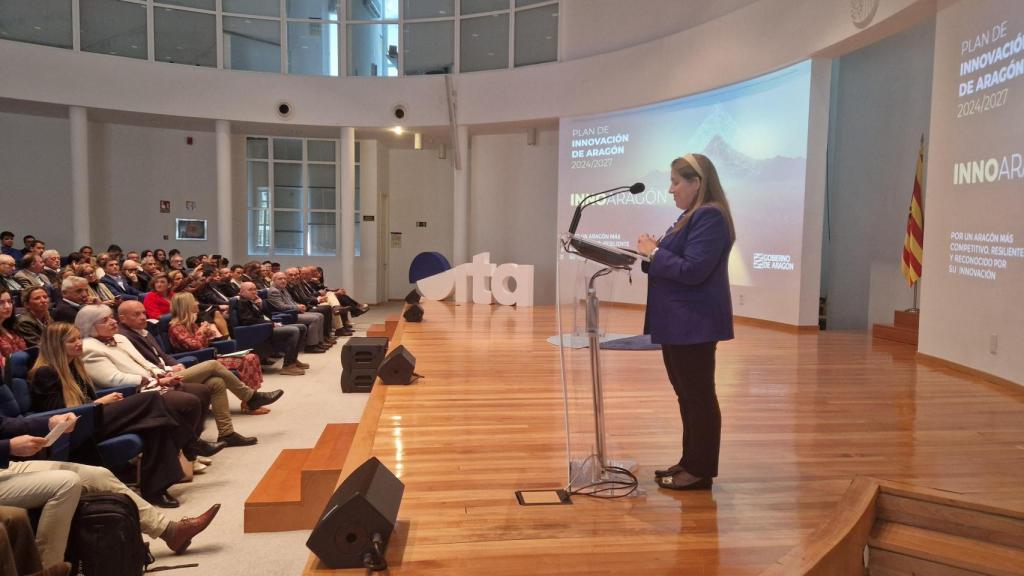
(116, 300), (280, 447)
(52, 277), (93, 323)
(99, 260), (144, 299)
(40, 250), (62, 286)
(236, 282), (306, 376)
(286, 268), (352, 337)
(265, 272), (332, 351)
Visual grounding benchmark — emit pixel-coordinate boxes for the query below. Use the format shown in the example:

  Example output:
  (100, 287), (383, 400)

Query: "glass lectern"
(555, 233), (644, 495)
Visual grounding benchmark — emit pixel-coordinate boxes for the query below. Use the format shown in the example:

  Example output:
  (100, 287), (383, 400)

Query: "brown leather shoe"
(294, 360), (311, 369)
(162, 503), (220, 554)
(280, 364), (305, 376)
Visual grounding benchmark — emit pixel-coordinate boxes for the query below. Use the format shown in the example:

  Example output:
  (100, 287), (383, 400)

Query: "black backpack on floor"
(66, 492), (153, 575)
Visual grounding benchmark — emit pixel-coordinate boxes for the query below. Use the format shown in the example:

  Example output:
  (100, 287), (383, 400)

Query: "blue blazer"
(643, 205), (734, 345)
(100, 274), (143, 298)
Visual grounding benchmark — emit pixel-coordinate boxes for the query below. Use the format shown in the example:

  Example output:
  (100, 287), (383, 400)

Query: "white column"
(340, 127), (356, 291)
(215, 120), (233, 260)
(69, 106), (90, 248)
(453, 124), (470, 265)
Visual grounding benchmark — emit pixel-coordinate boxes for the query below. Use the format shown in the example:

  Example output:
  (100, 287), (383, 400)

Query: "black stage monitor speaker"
(404, 289), (421, 304)
(403, 303), (423, 323)
(306, 457), (404, 569)
(341, 337), (389, 393)
(378, 345), (417, 385)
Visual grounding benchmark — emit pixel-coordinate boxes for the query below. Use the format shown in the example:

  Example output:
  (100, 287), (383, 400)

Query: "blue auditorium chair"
(3, 348), (142, 468)
(227, 297), (272, 352)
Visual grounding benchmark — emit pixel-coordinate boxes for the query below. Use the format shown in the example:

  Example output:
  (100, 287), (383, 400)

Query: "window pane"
(156, 0), (214, 9)
(274, 163), (303, 208)
(154, 7), (217, 67)
(248, 161), (270, 208)
(274, 211), (304, 255)
(514, 3), (556, 67)
(354, 219), (361, 258)
(0, 0), (72, 49)
(308, 165), (336, 209)
(308, 140), (335, 162)
(223, 16), (281, 73)
(347, 0), (396, 20)
(354, 168), (361, 211)
(224, 0), (279, 16)
(403, 20), (453, 75)
(354, 141), (361, 163)
(288, 0), (339, 20)
(273, 138), (303, 160)
(287, 22), (338, 76)
(403, 0), (452, 19)
(461, 0), (507, 15)
(347, 23), (398, 77)
(460, 13), (508, 72)
(80, 0), (147, 60)
(247, 137), (269, 159)
(248, 209), (271, 255)
(308, 212), (336, 256)
(515, 0), (549, 6)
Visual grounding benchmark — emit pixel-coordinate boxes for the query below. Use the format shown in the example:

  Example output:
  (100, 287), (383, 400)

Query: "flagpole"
(905, 133), (925, 314)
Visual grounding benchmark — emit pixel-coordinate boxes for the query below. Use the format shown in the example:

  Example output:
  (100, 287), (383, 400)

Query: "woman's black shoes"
(656, 473), (713, 491)
(654, 464), (685, 478)
(146, 490), (180, 508)
(194, 440), (226, 457)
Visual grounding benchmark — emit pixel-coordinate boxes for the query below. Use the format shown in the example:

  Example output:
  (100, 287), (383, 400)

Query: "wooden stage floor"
(304, 301), (1024, 575)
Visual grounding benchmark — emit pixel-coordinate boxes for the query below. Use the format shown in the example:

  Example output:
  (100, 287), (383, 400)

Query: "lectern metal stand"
(557, 234), (642, 495)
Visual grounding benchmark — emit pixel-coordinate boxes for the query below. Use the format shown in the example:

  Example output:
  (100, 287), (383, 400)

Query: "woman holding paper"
(29, 321), (192, 507)
(636, 153), (735, 491)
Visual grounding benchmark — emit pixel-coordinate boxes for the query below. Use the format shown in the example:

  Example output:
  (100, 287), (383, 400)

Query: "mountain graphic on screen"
(685, 104), (742, 153)
(637, 135), (804, 187)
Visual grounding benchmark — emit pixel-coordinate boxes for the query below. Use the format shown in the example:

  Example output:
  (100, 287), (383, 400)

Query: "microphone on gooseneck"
(568, 182), (646, 235)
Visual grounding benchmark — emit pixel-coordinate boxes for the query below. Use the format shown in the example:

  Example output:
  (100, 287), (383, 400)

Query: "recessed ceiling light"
(392, 126), (404, 135)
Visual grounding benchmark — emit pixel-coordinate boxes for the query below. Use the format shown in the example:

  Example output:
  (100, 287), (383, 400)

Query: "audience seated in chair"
(73, 306), (205, 508)
(52, 277), (92, 324)
(236, 282), (307, 376)
(14, 286), (52, 347)
(0, 411), (219, 564)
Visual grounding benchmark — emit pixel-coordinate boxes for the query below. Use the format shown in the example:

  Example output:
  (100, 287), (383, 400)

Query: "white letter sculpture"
(416, 252), (533, 307)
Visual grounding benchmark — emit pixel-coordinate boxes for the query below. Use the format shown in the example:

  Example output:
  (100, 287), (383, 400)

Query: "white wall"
(0, 111), (72, 250)
(386, 149), (454, 300)
(89, 122), (219, 255)
(469, 130), (559, 305)
(824, 18), (935, 330)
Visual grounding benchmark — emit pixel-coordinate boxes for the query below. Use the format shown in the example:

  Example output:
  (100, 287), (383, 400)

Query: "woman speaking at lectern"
(636, 153), (735, 491)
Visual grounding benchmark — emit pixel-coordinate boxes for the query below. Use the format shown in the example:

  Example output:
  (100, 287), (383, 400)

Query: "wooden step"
(366, 324), (388, 338)
(246, 448), (309, 506)
(384, 315), (400, 339)
(869, 521), (1024, 576)
(876, 493), (1024, 549)
(893, 310), (919, 330)
(244, 423), (358, 533)
(872, 324), (918, 346)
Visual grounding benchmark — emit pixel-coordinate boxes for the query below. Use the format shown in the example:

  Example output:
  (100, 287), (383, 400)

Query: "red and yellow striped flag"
(901, 138), (925, 286)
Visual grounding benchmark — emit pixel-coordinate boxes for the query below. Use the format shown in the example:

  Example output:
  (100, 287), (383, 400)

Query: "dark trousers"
(270, 323), (304, 364)
(661, 342), (721, 478)
(313, 304), (335, 339)
(97, 392), (189, 497)
(172, 382), (212, 457)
